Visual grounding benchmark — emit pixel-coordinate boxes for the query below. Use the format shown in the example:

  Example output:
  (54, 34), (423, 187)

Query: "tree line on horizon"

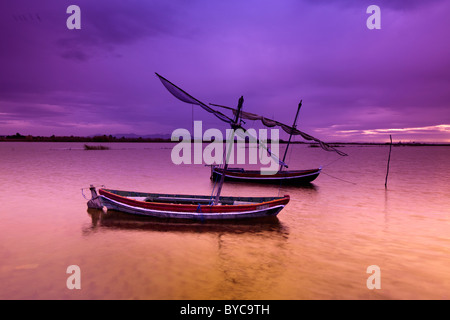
(1, 132), (448, 146)
(0, 132), (171, 143)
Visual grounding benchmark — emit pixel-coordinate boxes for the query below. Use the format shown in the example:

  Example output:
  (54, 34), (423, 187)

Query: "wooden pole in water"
(385, 135), (392, 189)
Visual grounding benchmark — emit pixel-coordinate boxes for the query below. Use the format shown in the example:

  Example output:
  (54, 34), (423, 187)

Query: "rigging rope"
(321, 171), (357, 185)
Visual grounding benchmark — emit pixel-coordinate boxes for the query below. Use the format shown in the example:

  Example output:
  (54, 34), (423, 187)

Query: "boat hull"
(211, 167), (321, 185)
(90, 188), (289, 220)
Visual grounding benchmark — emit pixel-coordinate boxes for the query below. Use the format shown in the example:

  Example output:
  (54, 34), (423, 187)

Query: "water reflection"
(3, 142), (449, 299)
(213, 230), (290, 299)
(83, 208), (291, 299)
(384, 189), (390, 227)
(212, 179), (319, 191)
(84, 209), (290, 237)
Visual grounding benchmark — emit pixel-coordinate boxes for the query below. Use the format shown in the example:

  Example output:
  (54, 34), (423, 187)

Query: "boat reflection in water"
(86, 208), (289, 236)
(84, 208), (291, 300)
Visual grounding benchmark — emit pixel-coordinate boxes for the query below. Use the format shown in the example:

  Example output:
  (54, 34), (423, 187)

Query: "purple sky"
(1, 0), (449, 142)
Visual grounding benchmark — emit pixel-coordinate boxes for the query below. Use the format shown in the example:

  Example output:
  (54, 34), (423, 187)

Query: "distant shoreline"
(1, 133), (448, 146)
(0, 133), (170, 143)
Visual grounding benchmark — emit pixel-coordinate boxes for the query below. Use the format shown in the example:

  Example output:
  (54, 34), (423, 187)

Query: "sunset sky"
(1, 0), (449, 142)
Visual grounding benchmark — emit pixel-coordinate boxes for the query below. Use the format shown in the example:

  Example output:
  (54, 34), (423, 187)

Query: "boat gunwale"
(98, 188), (290, 213)
(213, 167), (322, 179)
(100, 195), (287, 218)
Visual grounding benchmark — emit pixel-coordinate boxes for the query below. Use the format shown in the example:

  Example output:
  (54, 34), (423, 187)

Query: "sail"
(156, 73), (346, 157)
(156, 73), (233, 124)
(156, 73), (289, 168)
(211, 104), (348, 157)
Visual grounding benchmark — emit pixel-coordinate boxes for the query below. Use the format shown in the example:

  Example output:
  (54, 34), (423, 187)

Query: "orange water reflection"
(0, 142), (449, 299)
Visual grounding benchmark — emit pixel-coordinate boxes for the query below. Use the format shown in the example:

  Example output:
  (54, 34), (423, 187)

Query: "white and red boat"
(87, 187), (289, 220)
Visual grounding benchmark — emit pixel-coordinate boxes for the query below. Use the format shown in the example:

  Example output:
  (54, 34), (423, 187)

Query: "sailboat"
(85, 73), (291, 220)
(210, 101), (319, 184)
(156, 73), (347, 186)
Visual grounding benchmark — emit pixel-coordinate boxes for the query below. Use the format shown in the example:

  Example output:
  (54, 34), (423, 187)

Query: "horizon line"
(1, 133), (449, 146)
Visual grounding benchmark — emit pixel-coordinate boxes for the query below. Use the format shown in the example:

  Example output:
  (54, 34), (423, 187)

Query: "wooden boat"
(210, 166), (322, 185)
(84, 144), (109, 150)
(156, 73), (346, 187)
(87, 187), (289, 220)
(208, 100), (346, 185)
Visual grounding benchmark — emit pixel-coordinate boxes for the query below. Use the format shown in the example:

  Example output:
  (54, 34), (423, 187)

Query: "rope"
(80, 185), (105, 200)
(321, 155), (346, 168)
(81, 188), (90, 200)
(321, 171), (357, 185)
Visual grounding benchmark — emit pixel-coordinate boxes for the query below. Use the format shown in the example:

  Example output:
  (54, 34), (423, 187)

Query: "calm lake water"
(0, 141), (449, 300)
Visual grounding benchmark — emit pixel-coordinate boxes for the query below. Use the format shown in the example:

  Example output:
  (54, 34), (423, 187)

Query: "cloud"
(0, 99), (68, 120)
(55, 0), (185, 62)
(59, 49), (90, 62)
(330, 124), (450, 143)
(0, 0), (449, 142)
(302, 0), (445, 11)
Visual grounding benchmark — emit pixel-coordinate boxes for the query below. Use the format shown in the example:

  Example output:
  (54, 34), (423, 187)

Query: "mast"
(280, 100), (302, 172)
(213, 96), (244, 205)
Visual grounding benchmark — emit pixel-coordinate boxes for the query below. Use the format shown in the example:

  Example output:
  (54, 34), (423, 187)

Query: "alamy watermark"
(171, 121), (281, 175)
(66, 5), (81, 30)
(64, 264), (381, 291)
(65, 4), (380, 30)
(366, 265), (381, 290)
(66, 265), (81, 290)
(367, 5), (381, 30)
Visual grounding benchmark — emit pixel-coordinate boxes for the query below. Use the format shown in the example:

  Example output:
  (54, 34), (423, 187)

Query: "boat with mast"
(156, 73), (347, 186)
(211, 100), (321, 184)
(85, 73), (291, 220)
